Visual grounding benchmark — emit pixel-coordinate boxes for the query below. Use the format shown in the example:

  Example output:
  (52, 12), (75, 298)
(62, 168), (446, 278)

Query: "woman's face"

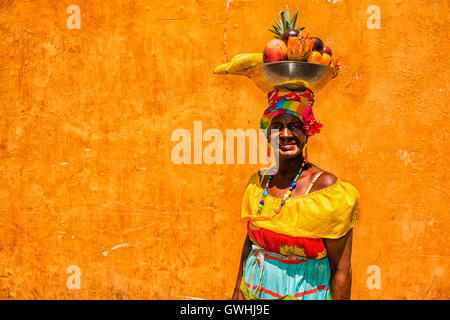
(269, 113), (307, 159)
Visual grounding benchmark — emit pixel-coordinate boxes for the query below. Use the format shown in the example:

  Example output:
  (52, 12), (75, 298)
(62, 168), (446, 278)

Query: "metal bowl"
(246, 61), (337, 92)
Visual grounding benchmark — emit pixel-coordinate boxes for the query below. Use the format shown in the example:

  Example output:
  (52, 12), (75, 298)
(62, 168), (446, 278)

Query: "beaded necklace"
(257, 161), (310, 217)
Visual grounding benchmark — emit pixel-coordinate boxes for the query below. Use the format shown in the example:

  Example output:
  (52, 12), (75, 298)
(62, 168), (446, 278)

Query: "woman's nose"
(279, 127), (292, 138)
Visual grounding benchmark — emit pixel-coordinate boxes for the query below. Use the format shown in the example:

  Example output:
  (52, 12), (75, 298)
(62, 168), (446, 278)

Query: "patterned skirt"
(239, 244), (331, 300)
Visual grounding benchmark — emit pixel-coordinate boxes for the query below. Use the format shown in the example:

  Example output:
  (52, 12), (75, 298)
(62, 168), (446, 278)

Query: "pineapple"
(268, 6), (305, 43)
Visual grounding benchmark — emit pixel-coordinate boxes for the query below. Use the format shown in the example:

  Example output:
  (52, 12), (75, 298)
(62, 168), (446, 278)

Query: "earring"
(267, 143), (271, 161)
(303, 136), (309, 163)
(304, 144), (309, 163)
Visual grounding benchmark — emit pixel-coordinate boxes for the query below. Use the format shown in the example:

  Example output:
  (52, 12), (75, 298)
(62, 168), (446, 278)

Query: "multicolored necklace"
(257, 161), (309, 217)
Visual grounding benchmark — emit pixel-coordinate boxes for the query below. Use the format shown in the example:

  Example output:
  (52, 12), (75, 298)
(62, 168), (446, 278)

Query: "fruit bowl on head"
(245, 61), (337, 93)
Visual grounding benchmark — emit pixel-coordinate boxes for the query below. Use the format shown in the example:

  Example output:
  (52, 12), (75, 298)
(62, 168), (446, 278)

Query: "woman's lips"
(280, 144), (297, 150)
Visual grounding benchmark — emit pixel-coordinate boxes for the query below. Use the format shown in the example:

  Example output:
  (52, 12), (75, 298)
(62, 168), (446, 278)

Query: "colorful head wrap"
(260, 89), (323, 137)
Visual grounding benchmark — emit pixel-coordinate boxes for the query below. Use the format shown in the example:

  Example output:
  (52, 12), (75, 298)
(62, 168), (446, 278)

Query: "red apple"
(263, 39), (287, 62)
(323, 46), (332, 57)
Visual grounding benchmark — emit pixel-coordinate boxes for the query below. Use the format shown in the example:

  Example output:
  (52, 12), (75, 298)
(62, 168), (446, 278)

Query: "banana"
(213, 53), (248, 74)
(231, 53), (251, 62)
(213, 62), (231, 74)
(213, 53), (263, 75)
(226, 53), (263, 74)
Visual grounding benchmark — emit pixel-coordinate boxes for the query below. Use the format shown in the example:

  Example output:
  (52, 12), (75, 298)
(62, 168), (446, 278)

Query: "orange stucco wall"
(0, 0), (448, 299)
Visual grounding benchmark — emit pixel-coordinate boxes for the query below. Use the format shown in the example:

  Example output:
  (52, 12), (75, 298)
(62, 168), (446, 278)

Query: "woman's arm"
(231, 234), (253, 300)
(324, 229), (353, 300)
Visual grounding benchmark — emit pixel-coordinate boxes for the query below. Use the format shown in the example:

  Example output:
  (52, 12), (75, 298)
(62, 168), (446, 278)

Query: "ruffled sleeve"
(241, 171), (360, 239)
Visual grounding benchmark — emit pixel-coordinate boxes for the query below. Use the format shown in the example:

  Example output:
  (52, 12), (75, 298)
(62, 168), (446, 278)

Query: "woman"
(232, 89), (360, 300)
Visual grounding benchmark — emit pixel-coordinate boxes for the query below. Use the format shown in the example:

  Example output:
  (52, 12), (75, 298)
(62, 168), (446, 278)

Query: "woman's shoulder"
(314, 171), (338, 189)
(244, 170), (264, 187)
(307, 165), (359, 196)
(308, 165), (338, 193)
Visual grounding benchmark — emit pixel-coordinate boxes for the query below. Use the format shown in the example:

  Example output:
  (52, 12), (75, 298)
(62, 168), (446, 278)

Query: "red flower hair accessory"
(301, 105), (323, 136)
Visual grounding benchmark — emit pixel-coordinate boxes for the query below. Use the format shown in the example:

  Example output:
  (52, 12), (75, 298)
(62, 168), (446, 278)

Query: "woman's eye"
(271, 124), (281, 130)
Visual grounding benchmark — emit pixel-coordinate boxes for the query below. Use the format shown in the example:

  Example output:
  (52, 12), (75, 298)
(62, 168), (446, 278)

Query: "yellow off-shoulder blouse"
(241, 171), (360, 239)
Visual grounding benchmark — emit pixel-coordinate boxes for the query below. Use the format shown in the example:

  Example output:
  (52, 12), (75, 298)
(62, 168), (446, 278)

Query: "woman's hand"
(324, 229), (353, 300)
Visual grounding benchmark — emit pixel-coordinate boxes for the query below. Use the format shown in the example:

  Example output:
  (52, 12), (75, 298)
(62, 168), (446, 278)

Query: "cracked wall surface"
(0, 0), (449, 299)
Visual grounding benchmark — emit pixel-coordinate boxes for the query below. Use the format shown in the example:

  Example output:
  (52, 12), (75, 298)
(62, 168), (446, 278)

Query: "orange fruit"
(307, 51), (322, 63)
(321, 53), (332, 66)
